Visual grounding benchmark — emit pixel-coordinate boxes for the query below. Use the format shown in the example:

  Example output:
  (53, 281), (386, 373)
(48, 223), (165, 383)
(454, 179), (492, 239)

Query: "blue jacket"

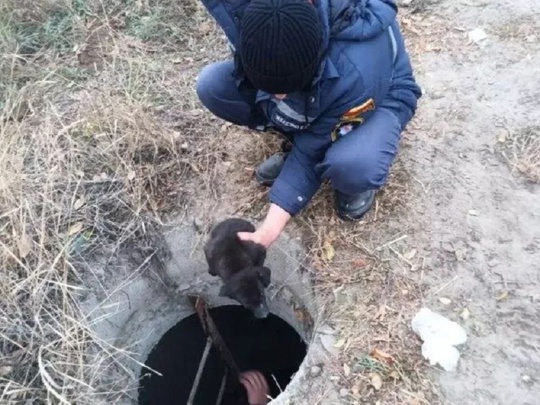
(201, 0), (422, 215)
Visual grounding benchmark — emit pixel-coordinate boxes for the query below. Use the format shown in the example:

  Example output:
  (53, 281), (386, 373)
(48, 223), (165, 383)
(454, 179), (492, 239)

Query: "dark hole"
(138, 305), (308, 405)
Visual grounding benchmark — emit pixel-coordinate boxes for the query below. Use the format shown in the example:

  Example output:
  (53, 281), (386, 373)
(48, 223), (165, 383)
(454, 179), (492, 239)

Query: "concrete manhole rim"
(82, 224), (338, 404)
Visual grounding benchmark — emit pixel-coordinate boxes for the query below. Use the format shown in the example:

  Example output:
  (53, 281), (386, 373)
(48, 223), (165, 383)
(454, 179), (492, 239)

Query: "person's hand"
(239, 371), (270, 405)
(237, 203), (291, 248)
(238, 227), (277, 249)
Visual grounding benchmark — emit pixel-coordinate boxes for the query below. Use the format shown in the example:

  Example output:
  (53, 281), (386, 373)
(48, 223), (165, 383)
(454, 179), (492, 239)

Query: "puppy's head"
(219, 266), (271, 319)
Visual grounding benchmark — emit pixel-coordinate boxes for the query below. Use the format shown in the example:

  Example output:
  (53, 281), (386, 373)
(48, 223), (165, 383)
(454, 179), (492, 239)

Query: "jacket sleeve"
(268, 141), (322, 216)
(382, 21), (422, 129)
(268, 103), (349, 216)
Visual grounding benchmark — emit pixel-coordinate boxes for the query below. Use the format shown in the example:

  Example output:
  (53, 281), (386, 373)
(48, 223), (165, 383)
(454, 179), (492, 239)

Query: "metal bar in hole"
(187, 337), (213, 405)
(215, 372), (228, 405)
(189, 295), (240, 377)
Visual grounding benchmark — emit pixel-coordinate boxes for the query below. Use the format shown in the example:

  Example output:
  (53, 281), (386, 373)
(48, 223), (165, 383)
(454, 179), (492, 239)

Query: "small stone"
(310, 366), (322, 377)
(0, 366), (13, 376)
(428, 91), (444, 100)
(404, 249), (418, 260)
(496, 291), (509, 301)
(439, 297), (452, 305)
(455, 248), (466, 261)
(176, 284), (190, 292)
(487, 259), (500, 268)
(320, 334), (338, 355)
(340, 388), (349, 398)
(522, 375), (531, 382)
(192, 217), (204, 233)
(343, 363), (351, 377)
(442, 242), (455, 253)
(371, 373), (383, 390)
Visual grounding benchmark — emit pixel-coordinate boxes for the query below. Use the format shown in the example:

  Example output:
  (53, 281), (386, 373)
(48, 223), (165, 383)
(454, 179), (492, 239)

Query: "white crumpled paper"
(468, 28), (488, 44)
(411, 307), (468, 372)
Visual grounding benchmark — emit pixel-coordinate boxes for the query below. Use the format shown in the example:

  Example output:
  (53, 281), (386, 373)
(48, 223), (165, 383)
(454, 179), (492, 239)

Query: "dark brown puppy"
(204, 218), (271, 319)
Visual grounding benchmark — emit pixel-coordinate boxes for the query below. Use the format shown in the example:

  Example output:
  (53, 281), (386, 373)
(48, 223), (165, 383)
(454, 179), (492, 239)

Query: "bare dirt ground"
(1, 0), (539, 404)
(406, 0), (540, 403)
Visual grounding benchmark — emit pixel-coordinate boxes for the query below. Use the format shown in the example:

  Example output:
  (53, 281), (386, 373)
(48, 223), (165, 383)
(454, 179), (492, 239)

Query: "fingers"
(238, 232), (263, 246)
(239, 371), (257, 387)
(237, 232), (254, 241)
(240, 371), (270, 405)
(239, 371), (268, 390)
(253, 371), (268, 389)
(239, 373), (255, 391)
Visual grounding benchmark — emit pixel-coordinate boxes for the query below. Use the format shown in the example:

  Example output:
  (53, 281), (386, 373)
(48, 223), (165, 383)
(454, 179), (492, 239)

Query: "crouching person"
(196, 0), (422, 248)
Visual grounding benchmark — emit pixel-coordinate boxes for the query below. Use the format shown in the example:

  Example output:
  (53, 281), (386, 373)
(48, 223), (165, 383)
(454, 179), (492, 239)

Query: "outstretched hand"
(239, 371), (270, 405)
(237, 203), (291, 248)
(238, 228), (276, 249)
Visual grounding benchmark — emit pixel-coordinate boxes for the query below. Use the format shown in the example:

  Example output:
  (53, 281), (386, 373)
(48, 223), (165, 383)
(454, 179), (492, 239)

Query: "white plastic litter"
(411, 307), (468, 372)
(468, 28), (488, 44)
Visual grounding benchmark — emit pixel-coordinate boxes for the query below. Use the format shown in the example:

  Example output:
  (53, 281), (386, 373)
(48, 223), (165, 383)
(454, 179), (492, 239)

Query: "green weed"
(0, 0), (88, 55)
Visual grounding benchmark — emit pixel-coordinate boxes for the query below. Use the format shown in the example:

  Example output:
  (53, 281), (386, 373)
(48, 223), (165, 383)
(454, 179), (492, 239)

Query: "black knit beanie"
(240, 0), (323, 95)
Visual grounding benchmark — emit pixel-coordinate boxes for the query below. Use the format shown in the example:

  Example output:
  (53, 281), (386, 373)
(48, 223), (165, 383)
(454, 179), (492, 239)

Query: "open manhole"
(82, 223), (340, 404)
(138, 305), (307, 404)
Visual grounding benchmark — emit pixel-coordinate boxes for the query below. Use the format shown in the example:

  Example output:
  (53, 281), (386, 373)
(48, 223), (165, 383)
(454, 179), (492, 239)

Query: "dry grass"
(499, 126), (540, 183)
(1, 0), (441, 404)
(492, 14), (540, 42)
(0, 0), (227, 402)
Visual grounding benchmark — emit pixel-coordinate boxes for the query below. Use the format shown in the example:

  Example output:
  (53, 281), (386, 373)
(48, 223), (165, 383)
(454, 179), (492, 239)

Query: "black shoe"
(255, 152), (288, 186)
(334, 190), (376, 221)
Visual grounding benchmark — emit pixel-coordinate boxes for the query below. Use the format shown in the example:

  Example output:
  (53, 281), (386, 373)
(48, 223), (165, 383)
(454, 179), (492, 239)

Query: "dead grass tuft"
(498, 126), (540, 183)
(493, 15), (540, 42)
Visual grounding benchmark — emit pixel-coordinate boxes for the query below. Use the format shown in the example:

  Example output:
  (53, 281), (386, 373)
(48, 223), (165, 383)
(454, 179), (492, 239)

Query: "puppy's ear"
(256, 266), (271, 287)
(219, 284), (232, 298)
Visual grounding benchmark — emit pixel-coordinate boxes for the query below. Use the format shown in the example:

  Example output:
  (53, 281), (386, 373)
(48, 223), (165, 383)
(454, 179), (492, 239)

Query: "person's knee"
(324, 150), (391, 194)
(195, 61), (233, 110)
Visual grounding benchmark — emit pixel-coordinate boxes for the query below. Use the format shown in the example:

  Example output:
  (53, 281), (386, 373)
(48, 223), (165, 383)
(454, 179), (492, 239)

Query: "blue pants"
(196, 61), (402, 195)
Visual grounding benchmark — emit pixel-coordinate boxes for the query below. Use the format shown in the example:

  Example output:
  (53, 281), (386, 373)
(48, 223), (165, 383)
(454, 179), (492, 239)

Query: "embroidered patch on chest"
(341, 98), (376, 120)
(331, 98), (376, 141)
